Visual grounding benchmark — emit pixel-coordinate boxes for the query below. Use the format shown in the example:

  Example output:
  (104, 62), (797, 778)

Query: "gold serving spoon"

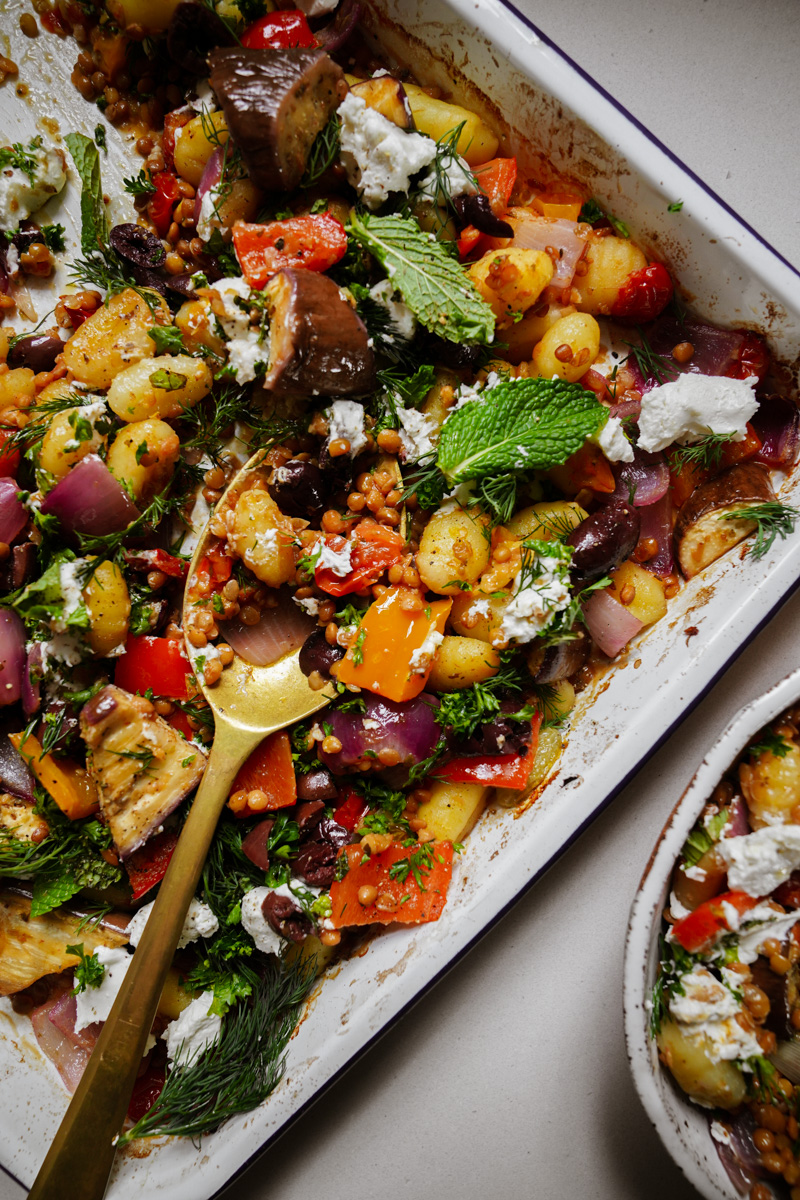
(28, 450), (332, 1200)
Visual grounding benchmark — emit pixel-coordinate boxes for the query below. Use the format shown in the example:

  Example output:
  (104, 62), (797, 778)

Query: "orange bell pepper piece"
(10, 731), (98, 820)
(228, 730), (297, 817)
(548, 443), (616, 495)
(335, 586), (452, 702)
(531, 191), (584, 222)
(474, 157), (517, 213)
(330, 841), (453, 927)
(232, 213), (348, 289)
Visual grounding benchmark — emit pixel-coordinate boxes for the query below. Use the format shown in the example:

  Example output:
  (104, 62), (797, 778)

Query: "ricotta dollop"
(338, 93), (437, 210)
(637, 373), (759, 454)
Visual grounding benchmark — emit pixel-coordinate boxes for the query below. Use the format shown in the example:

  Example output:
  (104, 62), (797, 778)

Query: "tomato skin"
(671, 890), (759, 953)
(332, 790), (369, 832)
(314, 523), (405, 597)
(233, 214), (347, 289)
(611, 262), (673, 322)
(725, 331), (770, 383)
(438, 715), (541, 790)
(241, 11), (315, 49)
(114, 635), (193, 701)
(0, 430), (21, 477)
(148, 172), (179, 239)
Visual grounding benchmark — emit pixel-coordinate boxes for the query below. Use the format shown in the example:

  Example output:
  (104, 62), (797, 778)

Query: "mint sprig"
(437, 377), (607, 482)
(348, 211), (495, 345)
(64, 132), (108, 255)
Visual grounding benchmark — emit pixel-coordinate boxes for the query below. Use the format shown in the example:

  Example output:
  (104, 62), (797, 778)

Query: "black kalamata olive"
(293, 841), (337, 889)
(566, 501), (640, 585)
(295, 799), (325, 831)
(527, 637), (587, 684)
(241, 819), (274, 871)
(167, 1), (236, 77)
(296, 767), (338, 803)
(419, 331), (483, 371)
(109, 223), (166, 269)
(268, 460), (326, 519)
(7, 333), (63, 373)
(298, 628), (344, 680)
(317, 442), (353, 493)
(262, 892), (311, 943)
(451, 701), (533, 758)
(315, 817), (350, 848)
(453, 193), (514, 238)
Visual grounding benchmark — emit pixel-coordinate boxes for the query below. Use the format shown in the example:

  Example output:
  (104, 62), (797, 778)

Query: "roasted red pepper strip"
(474, 156), (517, 212)
(241, 10), (316, 49)
(148, 172), (179, 239)
(124, 828), (179, 901)
(114, 635), (193, 701)
(0, 429), (21, 478)
(611, 262), (673, 323)
(229, 731), (297, 815)
(123, 548), (189, 579)
(330, 841), (454, 927)
(233, 214), (348, 289)
(314, 522), (405, 597)
(332, 790), (370, 833)
(437, 714), (542, 790)
(671, 890), (760, 953)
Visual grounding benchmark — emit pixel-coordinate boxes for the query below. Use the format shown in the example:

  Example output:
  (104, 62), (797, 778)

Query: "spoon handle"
(27, 721), (258, 1200)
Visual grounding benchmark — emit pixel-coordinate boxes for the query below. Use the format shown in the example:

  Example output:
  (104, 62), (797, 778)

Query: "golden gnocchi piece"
(531, 312), (601, 382)
(739, 738), (800, 828)
(39, 405), (109, 481)
(174, 298), (226, 358)
(468, 248), (554, 327)
(84, 560), (131, 657)
(449, 589), (510, 645)
(228, 489), (296, 588)
(503, 302), (577, 365)
(0, 368), (36, 413)
(507, 500), (588, 542)
(62, 290), (169, 389)
(417, 504), (491, 595)
(427, 635), (501, 692)
(606, 561), (667, 627)
(107, 354), (213, 423)
(572, 234), (647, 315)
(656, 1019), (746, 1111)
(416, 780), (489, 843)
(107, 419), (180, 505)
(172, 111), (229, 187)
(402, 83), (499, 165)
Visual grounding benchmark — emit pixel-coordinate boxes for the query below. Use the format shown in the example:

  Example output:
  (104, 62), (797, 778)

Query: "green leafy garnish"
(578, 197), (630, 237)
(722, 502), (799, 560)
(436, 377), (606, 482)
(94, 125), (107, 153)
(123, 168), (156, 197)
(9, 549), (89, 636)
(64, 132), (108, 254)
(434, 660), (536, 741)
(348, 211), (495, 345)
(680, 808), (730, 868)
(747, 729), (792, 760)
(148, 325), (185, 354)
(667, 200), (684, 213)
(0, 136), (43, 185)
(67, 943), (105, 993)
(668, 432), (738, 472)
(623, 328), (674, 385)
(388, 842), (436, 891)
(300, 113), (341, 188)
(40, 223), (66, 252)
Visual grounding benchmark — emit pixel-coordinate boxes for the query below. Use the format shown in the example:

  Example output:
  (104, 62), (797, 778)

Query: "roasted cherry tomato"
(241, 10), (316, 49)
(148, 172), (179, 239)
(725, 331), (770, 383)
(314, 523), (405, 597)
(332, 790), (370, 832)
(611, 262), (673, 322)
(671, 890), (759, 953)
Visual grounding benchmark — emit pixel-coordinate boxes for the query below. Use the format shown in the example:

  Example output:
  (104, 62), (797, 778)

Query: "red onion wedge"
(30, 987), (94, 1095)
(0, 730), (35, 800)
(21, 641), (44, 716)
(0, 478), (28, 546)
(504, 208), (585, 288)
(613, 448), (669, 508)
(581, 590), (643, 657)
(752, 393), (800, 469)
(224, 588), (315, 667)
(319, 693), (440, 775)
(40, 455), (140, 537)
(315, 0), (360, 53)
(724, 795), (750, 839)
(0, 608), (26, 706)
(627, 318), (749, 392)
(636, 494), (673, 578)
(193, 145), (224, 228)
(608, 397), (642, 423)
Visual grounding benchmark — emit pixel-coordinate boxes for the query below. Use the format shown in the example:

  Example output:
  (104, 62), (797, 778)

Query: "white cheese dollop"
(163, 991), (222, 1066)
(408, 627), (444, 675)
(596, 415), (634, 463)
(73, 946), (132, 1033)
(369, 278), (416, 342)
(56, 558), (88, 632)
(397, 406), (437, 463)
(326, 399), (368, 456)
(667, 963), (762, 1065)
(416, 151), (476, 203)
(717, 825), (800, 896)
(240, 885), (297, 955)
(0, 143), (67, 230)
(211, 276), (269, 384)
(338, 92), (437, 210)
(126, 897), (219, 949)
(315, 539), (353, 578)
(196, 184), (224, 242)
(294, 595), (320, 616)
(637, 373), (759, 454)
(498, 552), (572, 645)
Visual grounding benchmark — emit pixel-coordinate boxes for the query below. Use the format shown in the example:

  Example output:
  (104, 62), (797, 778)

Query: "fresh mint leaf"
(31, 870), (81, 917)
(64, 132), (108, 255)
(436, 377), (606, 482)
(348, 211), (495, 345)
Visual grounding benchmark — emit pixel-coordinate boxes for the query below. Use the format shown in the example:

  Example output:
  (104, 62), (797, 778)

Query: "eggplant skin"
(674, 462), (775, 578)
(80, 685), (206, 858)
(264, 269), (376, 398)
(209, 48), (345, 192)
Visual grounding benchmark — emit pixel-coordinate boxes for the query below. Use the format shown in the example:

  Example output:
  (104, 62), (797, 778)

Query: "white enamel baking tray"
(1, 0), (799, 1195)
(624, 667), (800, 1200)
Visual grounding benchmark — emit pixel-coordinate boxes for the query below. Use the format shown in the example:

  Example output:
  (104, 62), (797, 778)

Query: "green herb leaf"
(436, 377), (606, 482)
(667, 200), (684, 213)
(747, 729), (792, 760)
(9, 549), (90, 636)
(64, 132), (108, 254)
(721, 502), (800, 560)
(66, 942), (106, 992)
(123, 168), (156, 197)
(148, 324), (185, 354)
(0, 136), (43, 185)
(31, 870), (81, 917)
(348, 211), (495, 345)
(40, 223), (66, 252)
(94, 125), (107, 153)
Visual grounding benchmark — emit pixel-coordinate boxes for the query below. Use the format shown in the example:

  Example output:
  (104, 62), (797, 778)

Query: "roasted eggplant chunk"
(80, 685), (206, 857)
(674, 462), (775, 578)
(0, 793), (48, 843)
(209, 47), (345, 192)
(263, 268), (376, 397)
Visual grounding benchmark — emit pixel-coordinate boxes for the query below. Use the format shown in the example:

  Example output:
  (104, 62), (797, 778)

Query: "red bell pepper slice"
(725, 331), (770, 384)
(148, 172), (179, 239)
(128, 1047), (166, 1122)
(232, 214), (348, 289)
(330, 841), (453, 927)
(671, 890), (759, 953)
(0, 429), (20, 478)
(474, 157), (517, 212)
(229, 730), (297, 814)
(241, 10), (316, 49)
(437, 713), (542, 790)
(611, 262), (673, 323)
(457, 224), (483, 259)
(124, 827), (178, 901)
(114, 635), (193, 702)
(332, 790), (370, 833)
(314, 522), (405, 597)
(122, 548), (189, 579)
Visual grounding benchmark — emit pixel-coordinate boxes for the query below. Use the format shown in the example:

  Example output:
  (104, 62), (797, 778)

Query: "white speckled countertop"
(2, 2), (798, 1198)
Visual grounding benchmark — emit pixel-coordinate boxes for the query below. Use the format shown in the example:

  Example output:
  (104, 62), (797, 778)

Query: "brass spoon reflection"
(28, 449), (332, 1200)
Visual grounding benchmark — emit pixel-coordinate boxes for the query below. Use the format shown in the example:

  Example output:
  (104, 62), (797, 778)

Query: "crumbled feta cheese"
(338, 92), (437, 209)
(193, 79), (218, 116)
(467, 597), (491, 621)
(416, 151), (476, 203)
(710, 1120), (732, 1146)
(0, 143), (67, 230)
(498, 551), (572, 644)
(408, 627), (444, 674)
(596, 415), (634, 463)
(683, 864), (707, 882)
(126, 898), (219, 950)
(734, 907), (800, 965)
(196, 184), (223, 242)
(294, 595), (320, 616)
(74, 946), (131, 1033)
(56, 559), (87, 632)
(369, 278), (416, 342)
(397, 406), (437, 463)
(241, 886), (294, 955)
(717, 825), (800, 896)
(326, 399), (368, 456)
(362, 717), (380, 731)
(211, 276), (269, 384)
(669, 891), (692, 921)
(5, 244), (19, 275)
(667, 963), (762, 1064)
(42, 633), (84, 668)
(163, 991), (222, 1066)
(255, 527), (279, 553)
(637, 373), (759, 453)
(315, 539), (353, 577)
(337, 624), (356, 647)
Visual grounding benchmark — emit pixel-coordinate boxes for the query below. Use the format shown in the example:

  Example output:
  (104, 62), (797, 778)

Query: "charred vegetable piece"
(674, 462), (776, 579)
(262, 268), (376, 397)
(349, 76), (413, 129)
(80, 685), (206, 857)
(0, 792), (48, 843)
(0, 885), (128, 996)
(208, 47), (345, 192)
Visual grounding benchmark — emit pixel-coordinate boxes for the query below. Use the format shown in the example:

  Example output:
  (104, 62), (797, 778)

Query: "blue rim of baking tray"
(2, 3), (799, 1195)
